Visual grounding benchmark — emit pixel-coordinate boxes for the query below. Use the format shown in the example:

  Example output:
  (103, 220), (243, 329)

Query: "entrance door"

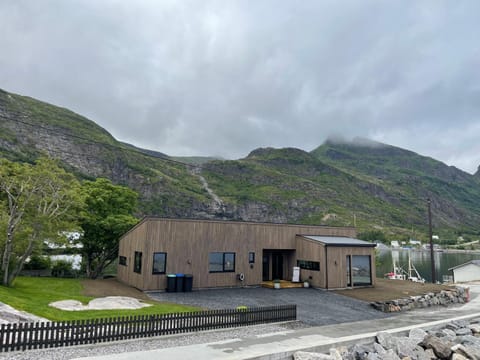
(262, 255), (269, 281)
(272, 253), (283, 280)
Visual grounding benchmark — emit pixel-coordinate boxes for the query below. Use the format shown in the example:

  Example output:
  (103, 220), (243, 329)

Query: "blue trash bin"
(175, 273), (185, 292)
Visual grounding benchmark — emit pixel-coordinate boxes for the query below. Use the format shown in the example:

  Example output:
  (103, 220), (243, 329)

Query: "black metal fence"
(0, 304), (296, 352)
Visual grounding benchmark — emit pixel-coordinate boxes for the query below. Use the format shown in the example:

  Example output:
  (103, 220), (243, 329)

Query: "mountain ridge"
(1, 88), (479, 241)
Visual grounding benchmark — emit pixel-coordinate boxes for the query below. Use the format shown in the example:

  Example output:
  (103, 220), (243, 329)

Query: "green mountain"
(1, 88), (479, 241)
(0, 88), (212, 217)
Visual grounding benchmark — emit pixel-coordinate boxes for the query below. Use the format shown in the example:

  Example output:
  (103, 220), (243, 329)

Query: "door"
(272, 253), (283, 280)
(262, 255), (269, 281)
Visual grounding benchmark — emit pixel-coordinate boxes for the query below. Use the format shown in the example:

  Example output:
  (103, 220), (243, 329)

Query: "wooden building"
(117, 217), (376, 291)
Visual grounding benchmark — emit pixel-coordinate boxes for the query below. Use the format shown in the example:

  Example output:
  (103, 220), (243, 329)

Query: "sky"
(1, 1), (480, 174)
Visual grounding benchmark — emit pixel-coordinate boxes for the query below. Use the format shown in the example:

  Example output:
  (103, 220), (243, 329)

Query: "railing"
(0, 304), (296, 352)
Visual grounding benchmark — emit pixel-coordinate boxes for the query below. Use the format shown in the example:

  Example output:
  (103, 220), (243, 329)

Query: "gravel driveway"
(148, 287), (392, 326)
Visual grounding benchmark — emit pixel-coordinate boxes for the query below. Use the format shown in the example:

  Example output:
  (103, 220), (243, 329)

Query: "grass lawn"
(0, 277), (199, 321)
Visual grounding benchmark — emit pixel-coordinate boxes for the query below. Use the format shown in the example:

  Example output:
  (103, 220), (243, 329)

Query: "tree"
(0, 157), (82, 286)
(80, 178), (138, 279)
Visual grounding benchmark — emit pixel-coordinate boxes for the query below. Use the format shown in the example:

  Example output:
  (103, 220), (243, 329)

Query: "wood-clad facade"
(117, 217), (376, 291)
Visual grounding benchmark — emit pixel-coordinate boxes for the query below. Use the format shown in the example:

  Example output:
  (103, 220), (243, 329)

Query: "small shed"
(449, 260), (480, 283)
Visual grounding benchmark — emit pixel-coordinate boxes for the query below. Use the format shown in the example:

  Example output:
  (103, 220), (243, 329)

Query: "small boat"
(407, 253), (425, 283)
(385, 251), (425, 283)
(385, 258), (407, 280)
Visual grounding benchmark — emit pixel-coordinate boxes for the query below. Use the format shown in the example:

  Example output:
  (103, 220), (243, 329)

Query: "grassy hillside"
(1, 88), (480, 242)
(0, 88), (211, 217)
(310, 138), (480, 238)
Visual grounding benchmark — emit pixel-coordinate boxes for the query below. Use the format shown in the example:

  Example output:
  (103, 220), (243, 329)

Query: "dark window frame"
(351, 255), (372, 286)
(119, 256), (127, 266)
(297, 259), (320, 271)
(152, 252), (167, 274)
(134, 251), (142, 274)
(209, 252), (236, 273)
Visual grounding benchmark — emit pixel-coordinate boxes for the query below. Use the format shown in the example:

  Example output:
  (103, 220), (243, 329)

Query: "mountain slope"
(0, 88), (212, 217)
(311, 138), (480, 233)
(1, 88), (480, 241)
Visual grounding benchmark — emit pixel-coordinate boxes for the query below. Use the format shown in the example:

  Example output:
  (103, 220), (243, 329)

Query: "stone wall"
(371, 287), (469, 312)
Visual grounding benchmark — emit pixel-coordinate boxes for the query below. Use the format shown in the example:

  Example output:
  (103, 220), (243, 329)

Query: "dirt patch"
(81, 278), (152, 301)
(333, 278), (452, 302)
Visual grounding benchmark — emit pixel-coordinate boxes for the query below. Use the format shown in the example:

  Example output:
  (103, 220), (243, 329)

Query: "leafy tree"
(0, 157), (82, 286)
(357, 229), (387, 243)
(80, 178), (138, 279)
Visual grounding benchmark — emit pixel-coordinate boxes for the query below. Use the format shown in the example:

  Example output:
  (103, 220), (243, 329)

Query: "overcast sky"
(1, 1), (480, 173)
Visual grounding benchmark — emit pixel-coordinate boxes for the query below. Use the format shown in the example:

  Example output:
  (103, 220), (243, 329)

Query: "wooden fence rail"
(0, 304), (296, 352)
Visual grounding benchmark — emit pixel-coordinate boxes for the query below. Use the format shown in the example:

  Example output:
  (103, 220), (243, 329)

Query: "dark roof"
(299, 235), (376, 247)
(448, 260), (480, 271)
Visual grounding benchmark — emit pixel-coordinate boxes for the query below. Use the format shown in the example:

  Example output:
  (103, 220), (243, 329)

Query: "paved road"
(148, 287), (392, 326)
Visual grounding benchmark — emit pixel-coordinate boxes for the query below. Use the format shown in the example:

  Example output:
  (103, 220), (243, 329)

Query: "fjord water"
(376, 249), (480, 283)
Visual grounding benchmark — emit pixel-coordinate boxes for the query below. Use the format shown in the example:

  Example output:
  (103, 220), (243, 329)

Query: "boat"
(385, 250), (425, 283)
(385, 257), (407, 280)
(407, 253), (425, 283)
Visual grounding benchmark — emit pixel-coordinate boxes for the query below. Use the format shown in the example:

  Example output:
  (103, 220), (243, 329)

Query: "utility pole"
(427, 198), (436, 283)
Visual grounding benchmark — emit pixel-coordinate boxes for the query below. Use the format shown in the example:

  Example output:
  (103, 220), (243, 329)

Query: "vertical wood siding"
(118, 218), (362, 291)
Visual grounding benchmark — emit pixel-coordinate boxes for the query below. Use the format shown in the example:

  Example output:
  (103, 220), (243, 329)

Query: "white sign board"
(292, 266), (300, 282)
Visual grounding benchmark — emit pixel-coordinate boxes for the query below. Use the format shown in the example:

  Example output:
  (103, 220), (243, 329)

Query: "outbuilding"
(117, 217), (376, 291)
(449, 260), (480, 283)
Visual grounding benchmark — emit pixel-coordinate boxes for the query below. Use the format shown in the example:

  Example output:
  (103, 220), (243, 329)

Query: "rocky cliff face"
(2, 88), (480, 236)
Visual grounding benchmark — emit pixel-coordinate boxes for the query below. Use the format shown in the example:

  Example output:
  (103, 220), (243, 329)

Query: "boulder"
(409, 329), (428, 344)
(451, 353), (468, 360)
(455, 328), (472, 336)
(377, 332), (397, 350)
(420, 335), (453, 359)
(395, 337), (419, 359)
(452, 344), (480, 360)
(469, 324), (480, 334)
(458, 335), (480, 347)
(377, 349), (401, 360)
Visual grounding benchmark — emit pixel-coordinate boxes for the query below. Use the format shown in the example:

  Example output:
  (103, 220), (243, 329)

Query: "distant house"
(449, 260), (480, 283)
(391, 241), (400, 248)
(117, 217), (376, 291)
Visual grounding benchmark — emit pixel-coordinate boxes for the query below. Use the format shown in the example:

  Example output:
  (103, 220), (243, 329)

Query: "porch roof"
(298, 235), (376, 247)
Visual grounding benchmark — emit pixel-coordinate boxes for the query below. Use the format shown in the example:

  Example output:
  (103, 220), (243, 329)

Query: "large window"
(209, 252), (235, 273)
(134, 251), (142, 274)
(152, 252), (167, 274)
(297, 259), (320, 271)
(347, 255), (372, 286)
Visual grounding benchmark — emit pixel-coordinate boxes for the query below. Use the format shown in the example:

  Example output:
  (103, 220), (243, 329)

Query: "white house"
(449, 260), (480, 283)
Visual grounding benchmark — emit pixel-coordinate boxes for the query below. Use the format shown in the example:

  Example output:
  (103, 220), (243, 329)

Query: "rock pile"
(371, 287), (469, 313)
(294, 318), (480, 360)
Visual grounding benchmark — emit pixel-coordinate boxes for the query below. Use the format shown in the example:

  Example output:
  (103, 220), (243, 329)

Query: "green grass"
(0, 277), (199, 321)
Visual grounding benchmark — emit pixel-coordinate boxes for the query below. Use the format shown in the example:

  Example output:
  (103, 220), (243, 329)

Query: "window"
(134, 251), (142, 274)
(351, 255), (372, 286)
(249, 252), (255, 264)
(119, 256), (127, 266)
(297, 259), (320, 271)
(209, 252), (235, 273)
(152, 252), (167, 274)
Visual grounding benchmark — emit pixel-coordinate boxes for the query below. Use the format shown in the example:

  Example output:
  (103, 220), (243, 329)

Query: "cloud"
(1, 0), (479, 172)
